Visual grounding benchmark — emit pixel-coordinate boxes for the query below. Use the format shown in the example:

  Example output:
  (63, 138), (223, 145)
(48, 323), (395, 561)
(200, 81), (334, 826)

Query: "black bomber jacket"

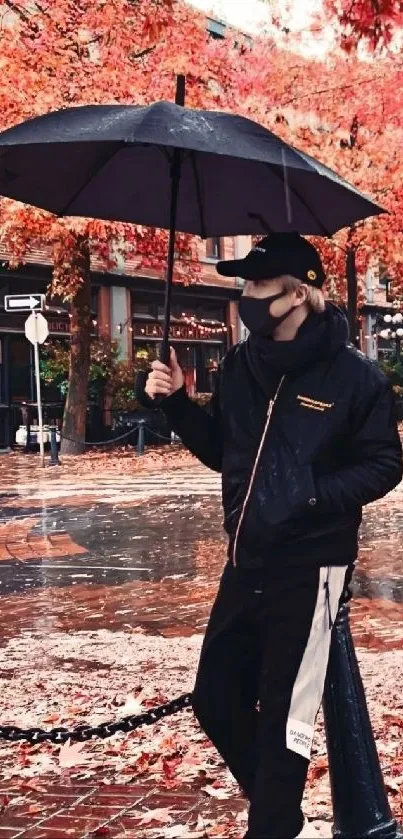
(159, 309), (403, 569)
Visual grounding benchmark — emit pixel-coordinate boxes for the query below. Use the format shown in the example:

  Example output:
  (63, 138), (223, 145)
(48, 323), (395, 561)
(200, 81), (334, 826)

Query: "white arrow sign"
(10, 296), (40, 309)
(5, 293), (45, 313)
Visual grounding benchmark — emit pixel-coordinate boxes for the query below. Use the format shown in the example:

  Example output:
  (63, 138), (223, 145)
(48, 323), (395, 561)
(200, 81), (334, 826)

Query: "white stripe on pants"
(286, 565), (348, 760)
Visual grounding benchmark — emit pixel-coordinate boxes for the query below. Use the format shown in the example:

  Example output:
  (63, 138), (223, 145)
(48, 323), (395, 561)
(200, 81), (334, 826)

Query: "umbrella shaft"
(161, 149), (181, 365)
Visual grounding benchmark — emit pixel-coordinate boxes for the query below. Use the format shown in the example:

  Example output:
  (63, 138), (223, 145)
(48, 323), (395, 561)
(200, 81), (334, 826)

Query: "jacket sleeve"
(159, 372), (223, 473)
(314, 378), (402, 513)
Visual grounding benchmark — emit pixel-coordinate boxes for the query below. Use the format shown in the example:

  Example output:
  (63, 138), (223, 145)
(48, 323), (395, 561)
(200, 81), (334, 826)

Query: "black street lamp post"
(324, 601), (402, 838)
(379, 312), (403, 361)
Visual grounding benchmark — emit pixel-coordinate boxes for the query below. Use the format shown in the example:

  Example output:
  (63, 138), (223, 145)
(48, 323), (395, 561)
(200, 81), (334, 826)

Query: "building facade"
(0, 236), (249, 446)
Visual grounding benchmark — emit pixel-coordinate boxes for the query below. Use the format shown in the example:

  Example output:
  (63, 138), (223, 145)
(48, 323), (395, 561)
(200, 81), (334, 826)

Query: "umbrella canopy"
(0, 102), (384, 237)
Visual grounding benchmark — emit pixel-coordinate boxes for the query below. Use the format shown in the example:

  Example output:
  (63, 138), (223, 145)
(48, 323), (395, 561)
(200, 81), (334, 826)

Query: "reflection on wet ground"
(357, 486), (403, 602)
(0, 471), (401, 649)
(0, 487), (402, 597)
(0, 498), (216, 595)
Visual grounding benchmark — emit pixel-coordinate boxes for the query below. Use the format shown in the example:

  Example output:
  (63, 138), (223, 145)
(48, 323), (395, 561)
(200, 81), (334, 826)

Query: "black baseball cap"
(216, 232), (325, 288)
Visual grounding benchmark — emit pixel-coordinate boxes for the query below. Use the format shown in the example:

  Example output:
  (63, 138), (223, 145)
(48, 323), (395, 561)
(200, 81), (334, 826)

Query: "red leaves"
(323, 0), (403, 51)
(162, 754), (183, 780)
(0, 0), (207, 296)
(382, 713), (403, 729)
(0, 794), (10, 814)
(308, 756), (329, 782)
(1, 0), (403, 307)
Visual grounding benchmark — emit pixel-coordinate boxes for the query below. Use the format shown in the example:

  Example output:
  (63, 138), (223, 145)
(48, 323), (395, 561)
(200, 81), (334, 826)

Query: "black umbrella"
(0, 76), (384, 365)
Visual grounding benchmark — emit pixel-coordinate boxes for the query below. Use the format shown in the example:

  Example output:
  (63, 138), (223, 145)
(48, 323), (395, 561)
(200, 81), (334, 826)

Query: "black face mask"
(239, 291), (295, 337)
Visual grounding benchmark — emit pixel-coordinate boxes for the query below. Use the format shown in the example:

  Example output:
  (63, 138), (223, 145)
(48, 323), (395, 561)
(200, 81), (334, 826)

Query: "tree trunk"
(60, 236), (91, 455)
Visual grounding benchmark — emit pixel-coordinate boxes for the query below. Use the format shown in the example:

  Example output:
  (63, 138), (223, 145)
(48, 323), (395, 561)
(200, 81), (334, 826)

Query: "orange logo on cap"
(307, 270), (317, 281)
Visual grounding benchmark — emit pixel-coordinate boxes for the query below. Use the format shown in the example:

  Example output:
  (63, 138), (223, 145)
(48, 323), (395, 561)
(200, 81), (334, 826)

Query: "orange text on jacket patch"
(297, 395), (335, 413)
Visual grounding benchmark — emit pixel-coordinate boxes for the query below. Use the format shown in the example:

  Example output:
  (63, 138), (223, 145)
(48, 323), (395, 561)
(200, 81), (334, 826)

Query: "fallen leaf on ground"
(309, 756), (329, 782)
(386, 778), (402, 794)
(27, 804), (42, 814)
(138, 806), (173, 825)
(119, 694), (144, 716)
(383, 713), (403, 729)
(42, 713), (61, 724)
(202, 784), (232, 800)
(163, 755), (183, 779)
(58, 739), (91, 768)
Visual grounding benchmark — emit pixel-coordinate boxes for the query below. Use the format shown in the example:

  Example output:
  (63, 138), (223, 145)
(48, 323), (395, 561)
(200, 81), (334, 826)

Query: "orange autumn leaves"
(1, 0), (403, 302)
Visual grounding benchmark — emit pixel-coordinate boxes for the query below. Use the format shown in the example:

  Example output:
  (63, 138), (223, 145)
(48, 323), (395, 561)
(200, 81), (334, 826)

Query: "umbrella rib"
(263, 162), (331, 237)
(190, 152), (206, 239)
(57, 143), (124, 217)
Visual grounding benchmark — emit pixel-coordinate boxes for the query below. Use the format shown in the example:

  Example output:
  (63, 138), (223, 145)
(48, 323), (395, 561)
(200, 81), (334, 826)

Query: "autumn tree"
(3, 0), (403, 434)
(0, 0), (238, 453)
(229, 39), (403, 333)
(317, 0), (403, 52)
(261, 0), (403, 52)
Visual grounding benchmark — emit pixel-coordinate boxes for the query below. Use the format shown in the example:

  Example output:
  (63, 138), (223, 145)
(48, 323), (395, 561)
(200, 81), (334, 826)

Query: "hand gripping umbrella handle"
(134, 369), (165, 409)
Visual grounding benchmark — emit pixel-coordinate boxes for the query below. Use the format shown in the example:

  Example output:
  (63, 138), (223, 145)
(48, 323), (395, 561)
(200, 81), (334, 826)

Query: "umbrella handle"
(160, 341), (170, 366)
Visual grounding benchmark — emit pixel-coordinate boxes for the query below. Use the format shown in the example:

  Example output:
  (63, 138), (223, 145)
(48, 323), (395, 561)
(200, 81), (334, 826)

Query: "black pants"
(192, 561), (348, 839)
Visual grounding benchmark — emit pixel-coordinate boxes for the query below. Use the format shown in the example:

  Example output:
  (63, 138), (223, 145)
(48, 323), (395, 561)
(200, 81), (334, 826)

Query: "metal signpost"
(24, 307), (49, 468)
(5, 295), (48, 465)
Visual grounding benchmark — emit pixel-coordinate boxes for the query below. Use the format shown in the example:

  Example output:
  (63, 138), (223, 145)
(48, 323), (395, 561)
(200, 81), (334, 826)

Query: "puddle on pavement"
(0, 497), (217, 595)
(0, 488), (402, 646)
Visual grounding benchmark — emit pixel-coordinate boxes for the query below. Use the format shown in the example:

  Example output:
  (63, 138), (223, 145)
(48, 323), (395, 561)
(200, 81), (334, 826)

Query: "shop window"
(206, 238), (223, 260)
(91, 286), (99, 315)
(196, 344), (223, 393)
(9, 337), (32, 402)
(206, 18), (226, 39)
(198, 302), (226, 322)
(132, 300), (158, 320)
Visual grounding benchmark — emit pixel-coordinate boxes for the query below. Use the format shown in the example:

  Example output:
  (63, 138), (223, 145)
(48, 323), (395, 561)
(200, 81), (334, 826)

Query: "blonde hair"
(281, 274), (326, 314)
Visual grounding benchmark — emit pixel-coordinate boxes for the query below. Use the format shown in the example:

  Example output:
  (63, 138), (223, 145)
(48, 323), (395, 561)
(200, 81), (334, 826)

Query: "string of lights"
(43, 305), (98, 329)
(118, 312), (228, 338)
(43, 306), (227, 338)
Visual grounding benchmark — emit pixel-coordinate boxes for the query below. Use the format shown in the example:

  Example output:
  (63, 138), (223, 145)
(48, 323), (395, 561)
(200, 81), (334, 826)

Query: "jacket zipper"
(232, 375), (286, 567)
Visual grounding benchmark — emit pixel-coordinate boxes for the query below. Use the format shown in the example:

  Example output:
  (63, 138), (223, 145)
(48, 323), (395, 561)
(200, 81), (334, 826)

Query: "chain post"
(137, 419), (146, 456)
(49, 426), (60, 466)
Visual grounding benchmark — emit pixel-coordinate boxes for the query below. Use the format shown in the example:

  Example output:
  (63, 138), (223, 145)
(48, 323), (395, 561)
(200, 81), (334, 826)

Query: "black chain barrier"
(59, 424), (177, 447)
(60, 424), (140, 447)
(0, 693), (193, 745)
(145, 426), (177, 443)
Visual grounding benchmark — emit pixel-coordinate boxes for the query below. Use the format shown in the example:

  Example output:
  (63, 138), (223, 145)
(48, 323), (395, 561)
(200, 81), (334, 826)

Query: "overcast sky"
(188, 0), (333, 56)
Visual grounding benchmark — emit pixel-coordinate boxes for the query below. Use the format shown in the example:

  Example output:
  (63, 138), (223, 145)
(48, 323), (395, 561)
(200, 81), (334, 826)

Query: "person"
(144, 232), (403, 839)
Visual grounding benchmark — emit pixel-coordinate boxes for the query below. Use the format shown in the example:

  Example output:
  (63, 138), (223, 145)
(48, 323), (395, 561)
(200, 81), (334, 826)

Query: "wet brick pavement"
(0, 780), (248, 839)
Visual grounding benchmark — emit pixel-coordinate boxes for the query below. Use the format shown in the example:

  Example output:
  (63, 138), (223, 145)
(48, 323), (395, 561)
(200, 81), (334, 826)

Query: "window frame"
(205, 238), (223, 262)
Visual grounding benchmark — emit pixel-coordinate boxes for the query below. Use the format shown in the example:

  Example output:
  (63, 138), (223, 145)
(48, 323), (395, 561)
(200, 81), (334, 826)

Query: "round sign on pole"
(25, 312), (49, 345)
